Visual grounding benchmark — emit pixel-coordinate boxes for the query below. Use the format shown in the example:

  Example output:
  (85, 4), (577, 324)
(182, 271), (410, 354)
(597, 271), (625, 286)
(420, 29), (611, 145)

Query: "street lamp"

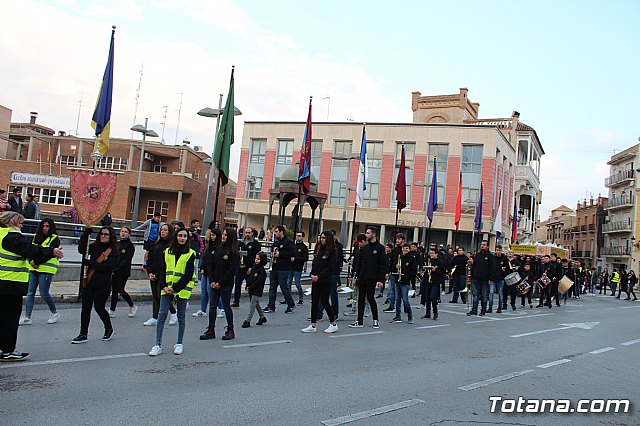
(332, 153), (361, 246)
(130, 118), (159, 228)
(198, 99), (243, 229)
(243, 176), (256, 229)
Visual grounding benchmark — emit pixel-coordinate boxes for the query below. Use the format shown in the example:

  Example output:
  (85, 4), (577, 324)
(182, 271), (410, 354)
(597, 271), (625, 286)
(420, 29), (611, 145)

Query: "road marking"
(566, 310), (578, 312)
(619, 305), (640, 309)
(589, 347), (615, 354)
(621, 338), (640, 346)
(0, 352), (146, 369)
(329, 331), (384, 338)
(466, 313), (554, 324)
(458, 370), (534, 391)
(321, 399), (425, 425)
(537, 359), (571, 369)
(438, 309), (470, 316)
(414, 324), (450, 330)
(510, 322), (599, 338)
(222, 340), (292, 348)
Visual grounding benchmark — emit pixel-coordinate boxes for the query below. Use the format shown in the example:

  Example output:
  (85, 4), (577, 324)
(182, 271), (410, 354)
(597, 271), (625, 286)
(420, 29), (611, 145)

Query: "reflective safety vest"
(162, 248), (196, 299)
(28, 234), (60, 275)
(0, 227), (29, 284)
(610, 272), (620, 283)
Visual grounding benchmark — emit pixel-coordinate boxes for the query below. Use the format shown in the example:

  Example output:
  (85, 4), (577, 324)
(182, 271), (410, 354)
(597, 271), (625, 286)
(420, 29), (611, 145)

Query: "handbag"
(81, 247), (112, 288)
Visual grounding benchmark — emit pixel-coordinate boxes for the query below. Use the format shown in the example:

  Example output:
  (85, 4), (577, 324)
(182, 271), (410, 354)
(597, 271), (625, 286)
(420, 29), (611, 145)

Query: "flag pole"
(212, 173), (222, 229)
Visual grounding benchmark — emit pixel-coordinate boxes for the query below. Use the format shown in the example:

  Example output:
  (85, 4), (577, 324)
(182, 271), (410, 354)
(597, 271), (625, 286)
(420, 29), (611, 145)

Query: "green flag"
(214, 67), (235, 187)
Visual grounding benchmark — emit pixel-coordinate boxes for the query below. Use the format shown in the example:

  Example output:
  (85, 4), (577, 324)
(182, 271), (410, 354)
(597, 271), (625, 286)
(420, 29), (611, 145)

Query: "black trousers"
(539, 285), (551, 306)
(150, 279), (175, 319)
(110, 274), (134, 311)
(209, 284), (233, 328)
(425, 285), (439, 316)
(80, 285), (112, 335)
(504, 284), (517, 307)
(311, 280), (334, 323)
(0, 295), (22, 353)
(357, 280), (379, 324)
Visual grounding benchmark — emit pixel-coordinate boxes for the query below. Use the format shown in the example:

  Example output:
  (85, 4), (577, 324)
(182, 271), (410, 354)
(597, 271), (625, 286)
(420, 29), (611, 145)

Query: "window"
(392, 142), (415, 208)
(461, 145), (483, 207)
(329, 140), (353, 205)
(147, 200), (169, 222)
(40, 188), (72, 205)
(333, 141), (353, 167)
(426, 144), (449, 205)
(59, 155), (76, 166)
(245, 176), (262, 199)
(276, 139), (294, 165)
(366, 142), (383, 169)
(330, 180), (346, 205)
(96, 156), (127, 170)
(362, 182), (379, 208)
(311, 139), (322, 178)
(153, 165), (167, 173)
(250, 139), (266, 164)
(193, 170), (200, 181)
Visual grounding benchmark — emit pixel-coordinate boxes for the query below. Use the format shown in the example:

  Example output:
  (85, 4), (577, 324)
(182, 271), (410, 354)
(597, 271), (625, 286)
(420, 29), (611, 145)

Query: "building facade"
(236, 89), (544, 247)
(538, 205), (576, 248)
(571, 197), (606, 268)
(0, 106), (226, 225)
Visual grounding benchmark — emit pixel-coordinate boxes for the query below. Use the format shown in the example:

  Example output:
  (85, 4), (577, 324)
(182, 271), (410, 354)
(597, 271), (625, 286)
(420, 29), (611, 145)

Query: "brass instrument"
(427, 257), (433, 284)
(396, 254), (403, 283)
(461, 260), (472, 293)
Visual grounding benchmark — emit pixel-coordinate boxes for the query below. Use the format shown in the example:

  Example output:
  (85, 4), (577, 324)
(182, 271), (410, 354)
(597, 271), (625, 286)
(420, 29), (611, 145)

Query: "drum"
(558, 276), (574, 294)
(516, 282), (531, 296)
(539, 275), (551, 289)
(505, 272), (522, 287)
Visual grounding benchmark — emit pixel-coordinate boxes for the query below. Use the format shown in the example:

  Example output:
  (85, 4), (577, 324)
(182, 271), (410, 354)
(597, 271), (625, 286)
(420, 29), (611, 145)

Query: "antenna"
(131, 62), (144, 138)
(321, 96), (330, 121)
(75, 93), (83, 136)
(160, 105), (168, 143)
(174, 92), (183, 145)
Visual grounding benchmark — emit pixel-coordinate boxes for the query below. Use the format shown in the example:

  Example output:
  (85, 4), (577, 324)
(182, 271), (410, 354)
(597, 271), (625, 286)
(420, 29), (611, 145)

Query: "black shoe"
(449, 300), (458, 303)
(536, 304), (543, 308)
(279, 300), (288, 305)
(433, 313), (438, 320)
(479, 311), (485, 316)
(383, 307), (395, 313)
(445, 291), (452, 295)
(511, 305), (516, 311)
(102, 329), (114, 341)
(0, 351), (30, 362)
(376, 294), (383, 298)
(257, 317), (267, 325)
(71, 334), (88, 344)
(422, 313), (431, 319)
(242, 321), (250, 328)
(466, 311), (477, 316)
(297, 300), (304, 305)
(346, 303), (353, 308)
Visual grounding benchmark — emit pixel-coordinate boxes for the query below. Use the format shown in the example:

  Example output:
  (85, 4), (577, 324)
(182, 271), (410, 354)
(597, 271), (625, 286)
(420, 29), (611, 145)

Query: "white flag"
(494, 190), (502, 239)
(355, 126), (367, 207)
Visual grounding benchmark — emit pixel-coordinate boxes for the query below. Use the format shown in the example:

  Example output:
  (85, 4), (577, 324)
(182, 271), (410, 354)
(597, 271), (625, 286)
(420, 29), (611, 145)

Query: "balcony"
(603, 195), (634, 210)
(580, 225), (588, 233)
(573, 251), (593, 258)
(605, 169), (634, 187)
(588, 223), (595, 231)
(601, 246), (631, 256)
(514, 164), (540, 192)
(517, 216), (534, 234)
(602, 220), (633, 233)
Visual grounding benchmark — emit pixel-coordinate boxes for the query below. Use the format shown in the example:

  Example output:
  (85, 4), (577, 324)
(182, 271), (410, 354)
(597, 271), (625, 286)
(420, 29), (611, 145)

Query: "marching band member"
(349, 227), (385, 329)
(422, 248), (445, 320)
(558, 258), (575, 305)
(383, 233), (405, 312)
(467, 240), (495, 316)
(519, 262), (534, 308)
(390, 243), (416, 324)
(536, 254), (554, 308)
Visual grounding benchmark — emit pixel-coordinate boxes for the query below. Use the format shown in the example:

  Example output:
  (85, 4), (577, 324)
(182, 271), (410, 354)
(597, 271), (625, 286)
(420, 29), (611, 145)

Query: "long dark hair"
(319, 230), (335, 254)
(155, 223), (173, 247)
(222, 226), (239, 257)
(33, 218), (57, 245)
(168, 227), (190, 255)
(209, 227), (222, 250)
(91, 226), (117, 250)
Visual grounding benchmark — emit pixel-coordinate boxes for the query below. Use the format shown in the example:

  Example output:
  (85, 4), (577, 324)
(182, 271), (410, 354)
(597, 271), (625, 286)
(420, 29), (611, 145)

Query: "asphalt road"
(1, 293), (639, 425)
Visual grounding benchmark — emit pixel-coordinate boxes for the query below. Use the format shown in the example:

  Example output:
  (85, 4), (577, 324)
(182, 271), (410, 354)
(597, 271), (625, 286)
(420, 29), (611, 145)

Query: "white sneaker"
(128, 305), (138, 318)
(107, 310), (116, 318)
(192, 310), (207, 317)
(301, 324), (317, 333)
(47, 312), (60, 324)
(217, 309), (225, 318)
(173, 344), (183, 355)
(324, 324), (339, 334)
(148, 345), (162, 356)
(143, 318), (157, 326)
(185, 302), (190, 310)
(19, 317), (32, 326)
(168, 313), (178, 326)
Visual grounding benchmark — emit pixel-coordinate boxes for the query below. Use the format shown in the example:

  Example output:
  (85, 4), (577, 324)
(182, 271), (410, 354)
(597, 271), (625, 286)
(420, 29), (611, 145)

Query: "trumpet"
(461, 261), (472, 293)
(396, 254), (403, 283)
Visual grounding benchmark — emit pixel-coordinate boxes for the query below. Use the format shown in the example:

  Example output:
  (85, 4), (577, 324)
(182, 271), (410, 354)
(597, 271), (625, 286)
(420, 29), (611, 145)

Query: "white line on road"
(458, 370), (534, 391)
(0, 352), (146, 369)
(589, 347), (615, 354)
(222, 340), (292, 348)
(466, 313), (554, 324)
(414, 324), (451, 330)
(537, 359), (571, 369)
(621, 338), (640, 346)
(329, 331), (385, 338)
(619, 305), (640, 309)
(321, 399), (425, 425)
(438, 309), (470, 316)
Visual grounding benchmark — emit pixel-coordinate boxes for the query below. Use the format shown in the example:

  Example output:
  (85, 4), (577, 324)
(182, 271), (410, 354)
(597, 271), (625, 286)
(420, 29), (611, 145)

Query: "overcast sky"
(2, 0), (639, 219)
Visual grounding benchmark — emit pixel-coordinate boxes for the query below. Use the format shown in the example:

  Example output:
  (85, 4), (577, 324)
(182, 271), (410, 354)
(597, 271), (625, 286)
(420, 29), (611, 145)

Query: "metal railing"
(605, 169), (634, 187)
(602, 220), (632, 233)
(600, 246), (631, 256)
(603, 195), (634, 209)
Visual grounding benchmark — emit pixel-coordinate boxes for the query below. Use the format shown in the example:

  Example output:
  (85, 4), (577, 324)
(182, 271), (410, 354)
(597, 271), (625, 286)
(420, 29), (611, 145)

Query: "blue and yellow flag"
(91, 27), (115, 156)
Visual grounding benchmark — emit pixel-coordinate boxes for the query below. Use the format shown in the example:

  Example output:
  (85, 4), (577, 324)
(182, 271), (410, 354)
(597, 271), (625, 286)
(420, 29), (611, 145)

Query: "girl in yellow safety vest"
(20, 219), (61, 325)
(149, 227), (195, 356)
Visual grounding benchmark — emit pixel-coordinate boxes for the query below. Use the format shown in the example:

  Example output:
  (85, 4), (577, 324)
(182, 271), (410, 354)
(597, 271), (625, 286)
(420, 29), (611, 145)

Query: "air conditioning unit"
(144, 153), (154, 161)
(194, 146), (203, 152)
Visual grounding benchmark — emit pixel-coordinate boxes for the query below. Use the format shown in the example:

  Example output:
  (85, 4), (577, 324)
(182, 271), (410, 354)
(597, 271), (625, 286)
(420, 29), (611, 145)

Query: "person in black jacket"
(422, 248), (446, 320)
(242, 251), (268, 328)
(265, 225), (296, 313)
(378, 243), (393, 298)
(108, 226), (137, 317)
(8, 189), (23, 215)
(391, 243), (416, 324)
(290, 231), (308, 305)
(232, 227), (261, 307)
(193, 228), (222, 317)
(302, 231), (338, 334)
(383, 233), (406, 312)
(489, 244), (509, 313)
(72, 226), (119, 344)
(200, 227), (239, 341)
(467, 240), (495, 317)
(144, 224), (175, 326)
(449, 247), (468, 304)
(349, 226), (386, 328)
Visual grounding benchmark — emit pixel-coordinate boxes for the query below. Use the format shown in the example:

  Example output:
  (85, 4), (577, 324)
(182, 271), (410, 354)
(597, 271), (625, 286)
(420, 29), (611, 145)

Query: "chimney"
(29, 111), (38, 124)
(58, 131), (66, 136)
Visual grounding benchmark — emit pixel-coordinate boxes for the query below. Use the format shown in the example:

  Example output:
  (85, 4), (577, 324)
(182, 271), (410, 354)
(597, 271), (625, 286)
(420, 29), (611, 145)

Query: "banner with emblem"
(70, 170), (118, 227)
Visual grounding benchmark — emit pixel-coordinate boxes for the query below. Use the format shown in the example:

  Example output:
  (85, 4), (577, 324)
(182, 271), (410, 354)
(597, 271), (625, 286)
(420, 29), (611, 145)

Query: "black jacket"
(311, 246), (337, 282)
(200, 244), (216, 277)
(494, 253), (510, 281)
(113, 238), (135, 277)
(397, 252), (417, 284)
(271, 236), (295, 271)
(451, 254), (468, 276)
(388, 246), (403, 274)
(292, 241), (309, 272)
(147, 239), (170, 280)
(8, 196), (22, 214)
(23, 201), (37, 219)
(247, 264), (267, 297)
(471, 249), (495, 281)
(0, 228), (54, 295)
(212, 245), (238, 287)
(423, 255), (446, 286)
(79, 231), (118, 289)
(239, 238), (261, 270)
(356, 240), (387, 283)
(334, 240), (345, 275)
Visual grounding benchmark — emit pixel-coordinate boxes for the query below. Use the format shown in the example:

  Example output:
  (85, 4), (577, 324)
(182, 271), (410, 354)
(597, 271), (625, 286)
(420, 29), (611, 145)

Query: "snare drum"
(504, 272), (522, 287)
(516, 282), (531, 296)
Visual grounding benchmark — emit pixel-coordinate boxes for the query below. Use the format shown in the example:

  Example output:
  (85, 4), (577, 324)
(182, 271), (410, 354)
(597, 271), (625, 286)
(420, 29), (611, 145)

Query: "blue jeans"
(610, 283), (617, 296)
(268, 270), (294, 308)
(488, 280), (504, 309)
(25, 272), (56, 315)
(290, 270), (303, 301)
(394, 283), (412, 319)
(156, 296), (187, 346)
(200, 274), (211, 312)
(386, 274), (397, 306)
(471, 279), (489, 313)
